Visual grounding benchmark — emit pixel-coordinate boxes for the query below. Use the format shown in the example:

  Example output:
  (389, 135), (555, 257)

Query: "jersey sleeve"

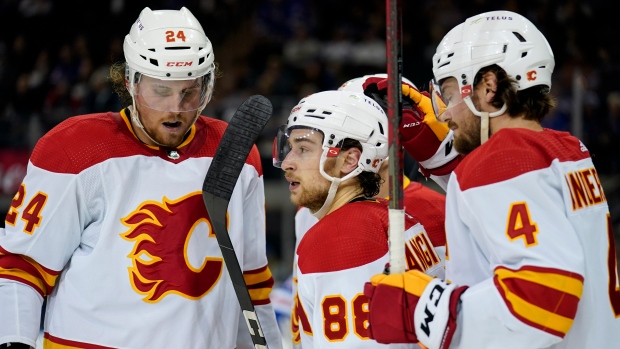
(0, 155), (87, 345)
(445, 166), (587, 348)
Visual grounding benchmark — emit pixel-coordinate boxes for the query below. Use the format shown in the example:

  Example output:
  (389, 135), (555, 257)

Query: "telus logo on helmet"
(486, 16), (513, 20)
(166, 62), (194, 67)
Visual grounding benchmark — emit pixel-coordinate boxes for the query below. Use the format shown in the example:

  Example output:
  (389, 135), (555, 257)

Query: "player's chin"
(289, 192), (301, 206)
(154, 134), (185, 148)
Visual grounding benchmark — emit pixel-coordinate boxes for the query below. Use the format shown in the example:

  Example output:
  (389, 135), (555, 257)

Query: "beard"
(291, 158), (336, 212)
(451, 95), (484, 156)
(452, 115), (481, 156)
(291, 183), (330, 212)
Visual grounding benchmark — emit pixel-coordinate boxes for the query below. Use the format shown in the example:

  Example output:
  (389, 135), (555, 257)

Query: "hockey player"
(0, 7), (281, 349)
(273, 89), (444, 348)
(363, 10), (620, 349)
(288, 75), (447, 346)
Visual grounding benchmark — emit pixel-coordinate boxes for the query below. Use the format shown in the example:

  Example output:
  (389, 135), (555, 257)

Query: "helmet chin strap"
(480, 111), (490, 144)
(463, 97), (507, 144)
(312, 178), (341, 219)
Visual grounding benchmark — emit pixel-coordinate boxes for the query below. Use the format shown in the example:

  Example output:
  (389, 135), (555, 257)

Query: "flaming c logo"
(121, 192), (224, 303)
(526, 70), (537, 81)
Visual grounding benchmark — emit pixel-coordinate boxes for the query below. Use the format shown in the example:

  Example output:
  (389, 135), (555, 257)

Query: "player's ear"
(340, 148), (362, 175)
(480, 71), (498, 104)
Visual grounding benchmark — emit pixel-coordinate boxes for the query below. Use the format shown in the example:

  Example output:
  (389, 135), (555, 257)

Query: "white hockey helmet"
(124, 7), (215, 112)
(273, 90), (388, 179)
(432, 10), (554, 93)
(338, 73), (416, 93)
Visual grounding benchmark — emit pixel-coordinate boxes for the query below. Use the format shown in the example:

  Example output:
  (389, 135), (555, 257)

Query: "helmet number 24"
(166, 30), (187, 42)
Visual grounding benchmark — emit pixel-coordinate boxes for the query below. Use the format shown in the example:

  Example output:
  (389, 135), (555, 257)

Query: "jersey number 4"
(506, 203), (620, 317)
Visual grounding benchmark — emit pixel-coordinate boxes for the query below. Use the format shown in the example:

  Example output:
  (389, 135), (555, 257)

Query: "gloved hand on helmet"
(363, 269), (468, 349)
(362, 77), (460, 178)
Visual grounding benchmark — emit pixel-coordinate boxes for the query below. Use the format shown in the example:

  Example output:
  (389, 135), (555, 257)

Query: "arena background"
(1, 0), (618, 281)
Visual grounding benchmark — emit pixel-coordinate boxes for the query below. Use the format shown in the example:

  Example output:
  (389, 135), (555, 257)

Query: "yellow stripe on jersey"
(243, 265), (275, 304)
(248, 287), (272, 303)
(0, 268), (48, 293)
(0, 248), (59, 295)
(23, 254), (58, 289)
(494, 266), (583, 338)
(243, 265), (273, 285)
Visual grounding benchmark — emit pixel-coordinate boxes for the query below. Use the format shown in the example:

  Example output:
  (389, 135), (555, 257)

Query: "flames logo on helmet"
(526, 70), (537, 81)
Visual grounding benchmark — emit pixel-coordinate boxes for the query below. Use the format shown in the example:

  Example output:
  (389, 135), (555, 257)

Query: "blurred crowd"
(1, 0), (619, 268)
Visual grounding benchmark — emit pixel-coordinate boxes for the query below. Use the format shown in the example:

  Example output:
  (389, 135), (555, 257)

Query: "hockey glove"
(363, 270), (468, 349)
(362, 77), (460, 177)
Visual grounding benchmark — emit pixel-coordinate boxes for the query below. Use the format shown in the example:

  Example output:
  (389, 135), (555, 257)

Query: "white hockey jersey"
(295, 198), (445, 348)
(444, 128), (620, 348)
(0, 110), (282, 348)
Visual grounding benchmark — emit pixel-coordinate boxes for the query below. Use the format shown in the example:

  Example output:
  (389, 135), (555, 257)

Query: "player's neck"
(490, 114), (543, 134)
(325, 183), (364, 217)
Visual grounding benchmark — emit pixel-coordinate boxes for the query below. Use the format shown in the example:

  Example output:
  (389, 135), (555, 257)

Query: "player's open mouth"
(285, 177), (300, 191)
(163, 121), (182, 129)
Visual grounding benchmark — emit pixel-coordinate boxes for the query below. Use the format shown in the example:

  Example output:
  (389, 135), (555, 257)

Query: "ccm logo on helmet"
(166, 62), (194, 67)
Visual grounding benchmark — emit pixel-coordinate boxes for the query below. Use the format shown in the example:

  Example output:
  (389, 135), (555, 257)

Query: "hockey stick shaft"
(386, 0), (406, 274)
(202, 95), (273, 348)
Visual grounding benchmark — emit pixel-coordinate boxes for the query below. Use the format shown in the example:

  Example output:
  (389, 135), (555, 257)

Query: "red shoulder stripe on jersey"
(455, 128), (590, 191)
(297, 201), (389, 274)
(493, 265), (584, 338)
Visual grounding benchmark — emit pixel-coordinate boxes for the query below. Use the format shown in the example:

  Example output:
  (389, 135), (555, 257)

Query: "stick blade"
(202, 95), (272, 201)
